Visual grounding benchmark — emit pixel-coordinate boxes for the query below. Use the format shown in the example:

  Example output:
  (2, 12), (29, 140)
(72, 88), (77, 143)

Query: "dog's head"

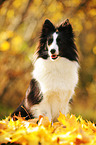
(37, 19), (78, 62)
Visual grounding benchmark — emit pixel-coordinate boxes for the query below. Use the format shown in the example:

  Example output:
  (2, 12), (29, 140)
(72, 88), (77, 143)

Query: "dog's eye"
(48, 38), (53, 45)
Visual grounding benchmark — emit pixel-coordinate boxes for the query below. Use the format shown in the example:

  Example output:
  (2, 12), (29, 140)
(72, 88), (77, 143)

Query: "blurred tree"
(0, 0), (6, 5)
(0, 0), (96, 121)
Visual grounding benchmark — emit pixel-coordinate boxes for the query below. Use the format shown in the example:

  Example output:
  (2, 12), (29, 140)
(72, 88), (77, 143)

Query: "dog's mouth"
(51, 54), (58, 60)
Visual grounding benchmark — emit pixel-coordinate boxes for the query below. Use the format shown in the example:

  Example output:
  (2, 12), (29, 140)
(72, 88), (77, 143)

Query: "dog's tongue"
(51, 55), (58, 59)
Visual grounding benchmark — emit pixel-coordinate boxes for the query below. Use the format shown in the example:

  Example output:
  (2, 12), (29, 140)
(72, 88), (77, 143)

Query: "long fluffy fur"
(31, 57), (79, 121)
(11, 19), (79, 121)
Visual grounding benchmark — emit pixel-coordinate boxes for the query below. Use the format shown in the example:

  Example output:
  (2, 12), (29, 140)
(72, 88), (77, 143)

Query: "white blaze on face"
(47, 32), (59, 59)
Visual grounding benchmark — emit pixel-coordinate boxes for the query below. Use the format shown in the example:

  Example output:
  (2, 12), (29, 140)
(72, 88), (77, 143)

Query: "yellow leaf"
(88, 9), (96, 16)
(93, 46), (96, 55)
(11, 36), (23, 52)
(0, 113), (95, 144)
(0, 41), (10, 51)
(7, 9), (14, 19)
(13, 0), (21, 8)
(38, 116), (51, 127)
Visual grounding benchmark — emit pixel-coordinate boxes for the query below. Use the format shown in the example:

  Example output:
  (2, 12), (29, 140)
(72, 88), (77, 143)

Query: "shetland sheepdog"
(12, 19), (79, 122)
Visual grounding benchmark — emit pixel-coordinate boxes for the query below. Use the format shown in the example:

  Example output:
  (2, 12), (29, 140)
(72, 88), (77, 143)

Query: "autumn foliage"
(0, 0), (96, 125)
(0, 0), (96, 144)
(0, 113), (96, 145)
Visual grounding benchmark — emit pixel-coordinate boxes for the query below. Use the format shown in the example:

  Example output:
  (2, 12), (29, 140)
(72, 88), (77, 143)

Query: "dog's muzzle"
(50, 49), (59, 60)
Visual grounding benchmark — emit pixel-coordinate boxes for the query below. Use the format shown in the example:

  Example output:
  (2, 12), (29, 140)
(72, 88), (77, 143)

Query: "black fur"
(37, 19), (56, 59)
(11, 102), (33, 120)
(25, 79), (43, 107)
(11, 19), (78, 120)
(11, 79), (43, 120)
(37, 19), (78, 62)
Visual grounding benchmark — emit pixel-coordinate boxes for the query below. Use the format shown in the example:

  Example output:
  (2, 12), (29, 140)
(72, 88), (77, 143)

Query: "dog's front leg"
(30, 100), (52, 122)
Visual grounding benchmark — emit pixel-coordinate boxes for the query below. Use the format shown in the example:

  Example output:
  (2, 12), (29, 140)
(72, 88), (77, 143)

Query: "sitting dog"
(11, 19), (79, 122)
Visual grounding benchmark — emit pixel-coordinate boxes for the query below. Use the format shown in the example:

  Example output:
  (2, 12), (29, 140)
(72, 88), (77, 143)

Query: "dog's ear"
(58, 19), (72, 30)
(60, 19), (70, 27)
(42, 19), (55, 35)
(58, 19), (74, 37)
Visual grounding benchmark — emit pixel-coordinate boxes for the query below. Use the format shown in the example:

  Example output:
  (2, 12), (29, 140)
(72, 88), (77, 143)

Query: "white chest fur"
(33, 57), (79, 92)
(32, 57), (79, 121)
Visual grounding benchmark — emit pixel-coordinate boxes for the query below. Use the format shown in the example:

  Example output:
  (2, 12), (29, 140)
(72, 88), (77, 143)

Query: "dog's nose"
(50, 49), (56, 54)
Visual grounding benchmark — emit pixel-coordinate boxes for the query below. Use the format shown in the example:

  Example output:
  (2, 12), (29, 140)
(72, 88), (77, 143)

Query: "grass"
(71, 101), (96, 123)
(0, 100), (96, 123)
(0, 104), (13, 120)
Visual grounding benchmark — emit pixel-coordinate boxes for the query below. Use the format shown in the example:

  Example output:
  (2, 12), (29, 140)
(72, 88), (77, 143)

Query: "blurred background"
(0, 0), (96, 122)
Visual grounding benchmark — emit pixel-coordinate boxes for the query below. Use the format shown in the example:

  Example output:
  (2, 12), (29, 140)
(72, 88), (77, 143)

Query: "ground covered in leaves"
(0, 113), (96, 145)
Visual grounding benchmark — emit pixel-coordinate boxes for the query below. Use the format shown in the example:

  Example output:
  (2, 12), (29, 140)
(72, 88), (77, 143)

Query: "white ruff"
(32, 57), (79, 121)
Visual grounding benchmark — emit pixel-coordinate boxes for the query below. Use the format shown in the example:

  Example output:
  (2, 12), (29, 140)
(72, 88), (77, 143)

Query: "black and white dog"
(12, 19), (79, 122)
